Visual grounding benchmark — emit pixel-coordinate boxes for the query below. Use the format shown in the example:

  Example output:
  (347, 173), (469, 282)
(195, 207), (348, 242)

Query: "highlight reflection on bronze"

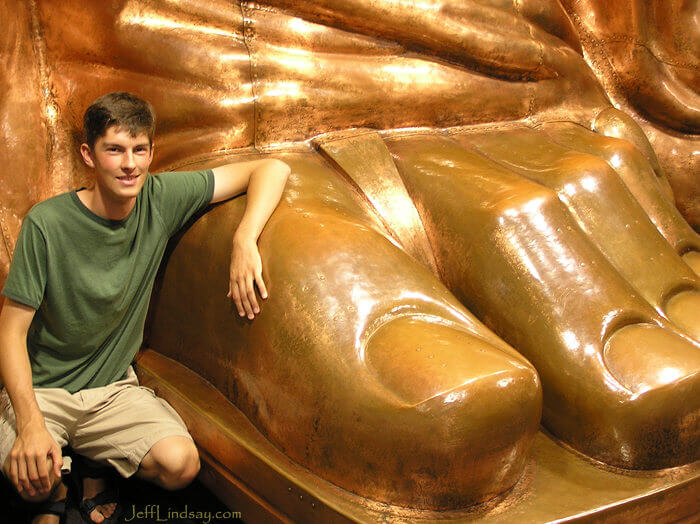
(386, 132), (700, 469)
(559, 0), (700, 228)
(452, 127), (700, 339)
(1, 0), (699, 520)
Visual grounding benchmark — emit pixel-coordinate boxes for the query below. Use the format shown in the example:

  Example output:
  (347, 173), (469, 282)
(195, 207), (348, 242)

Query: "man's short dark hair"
(83, 92), (156, 149)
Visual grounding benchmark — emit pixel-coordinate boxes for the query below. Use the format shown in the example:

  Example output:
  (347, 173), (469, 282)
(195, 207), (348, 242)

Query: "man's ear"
(80, 143), (95, 168)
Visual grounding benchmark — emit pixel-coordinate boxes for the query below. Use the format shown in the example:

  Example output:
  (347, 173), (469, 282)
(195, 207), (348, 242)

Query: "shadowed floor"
(3, 472), (244, 524)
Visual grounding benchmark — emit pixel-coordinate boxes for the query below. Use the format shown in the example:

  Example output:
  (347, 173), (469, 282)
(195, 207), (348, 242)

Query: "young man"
(0, 92), (290, 523)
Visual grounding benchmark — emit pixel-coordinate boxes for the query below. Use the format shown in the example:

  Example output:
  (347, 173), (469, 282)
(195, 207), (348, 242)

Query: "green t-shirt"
(1, 170), (214, 393)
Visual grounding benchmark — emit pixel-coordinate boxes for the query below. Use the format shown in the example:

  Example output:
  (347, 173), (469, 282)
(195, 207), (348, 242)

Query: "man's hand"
(1, 299), (60, 497)
(212, 157), (289, 318)
(7, 421), (62, 497)
(228, 236), (268, 319)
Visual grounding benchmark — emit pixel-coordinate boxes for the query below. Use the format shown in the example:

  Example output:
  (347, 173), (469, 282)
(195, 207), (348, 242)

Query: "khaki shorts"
(0, 366), (192, 478)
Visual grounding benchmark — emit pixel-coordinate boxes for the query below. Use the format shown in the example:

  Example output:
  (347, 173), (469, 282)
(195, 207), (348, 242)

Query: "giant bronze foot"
(450, 126), (700, 341)
(386, 131), (700, 469)
(147, 151), (542, 510)
(537, 116), (700, 276)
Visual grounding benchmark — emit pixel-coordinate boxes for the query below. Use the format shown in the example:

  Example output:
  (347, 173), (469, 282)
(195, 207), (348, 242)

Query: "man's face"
(80, 126), (153, 206)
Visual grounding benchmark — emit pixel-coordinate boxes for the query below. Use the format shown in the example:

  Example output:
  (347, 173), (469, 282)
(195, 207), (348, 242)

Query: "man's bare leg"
(73, 436), (199, 522)
(3, 455), (66, 524)
(135, 435), (200, 490)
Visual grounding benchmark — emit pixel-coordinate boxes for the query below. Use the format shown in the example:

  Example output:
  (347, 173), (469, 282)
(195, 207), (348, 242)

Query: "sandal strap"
(30, 498), (66, 517)
(72, 455), (123, 523)
(79, 486), (119, 515)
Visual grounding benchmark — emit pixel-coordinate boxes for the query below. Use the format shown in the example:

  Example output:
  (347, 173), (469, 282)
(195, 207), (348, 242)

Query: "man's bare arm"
(0, 298), (62, 496)
(210, 159), (291, 319)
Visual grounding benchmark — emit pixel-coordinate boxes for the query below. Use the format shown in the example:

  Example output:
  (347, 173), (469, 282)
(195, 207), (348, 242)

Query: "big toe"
(95, 502), (116, 521)
(89, 508), (105, 524)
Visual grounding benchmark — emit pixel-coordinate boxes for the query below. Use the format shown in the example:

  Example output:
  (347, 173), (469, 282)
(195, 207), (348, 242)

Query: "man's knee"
(160, 438), (200, 490)
(16, 485), (56, 503)
(143, 436), (200, 490)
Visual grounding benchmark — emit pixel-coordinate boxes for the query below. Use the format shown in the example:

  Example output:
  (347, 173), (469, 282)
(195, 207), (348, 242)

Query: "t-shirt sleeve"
(1, 217), (47, 309)
(151, 169), (215, 236)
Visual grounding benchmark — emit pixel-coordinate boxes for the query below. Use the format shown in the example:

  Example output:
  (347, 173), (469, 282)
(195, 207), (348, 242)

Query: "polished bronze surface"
(1, 0), (699, 519)
(537, 121), (698, 259)
(385, 131), (700, 469)
(0, 0), (54, 291)
(559, 0), (700, 228)
(451, 126), (700, 339)
(137, 349), (700, 523)
(314, 130), (440, 277)
(241, 0), (612, 145)
(149, 149), (542, 509)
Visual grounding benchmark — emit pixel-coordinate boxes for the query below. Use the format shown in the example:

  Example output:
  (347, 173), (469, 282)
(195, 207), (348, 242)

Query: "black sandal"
(71, 456), (122, 524)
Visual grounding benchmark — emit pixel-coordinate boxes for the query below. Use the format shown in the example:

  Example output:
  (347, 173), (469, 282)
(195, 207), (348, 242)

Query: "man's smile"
(117, 174), (140, 185)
